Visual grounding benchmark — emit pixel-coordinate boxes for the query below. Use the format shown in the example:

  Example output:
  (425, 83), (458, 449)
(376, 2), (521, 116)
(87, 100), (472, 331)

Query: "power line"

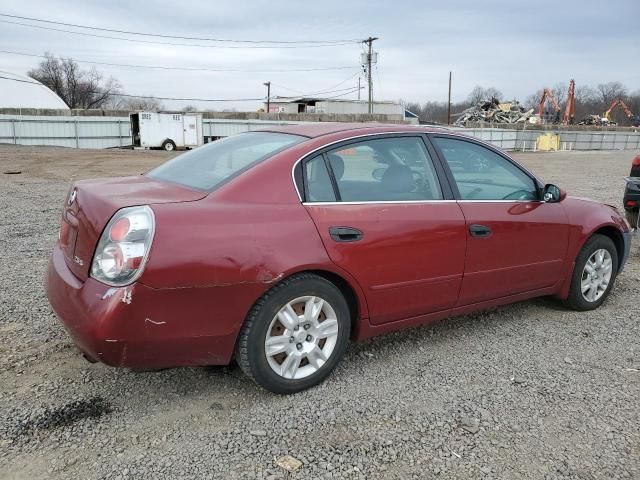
(0, 13), (361, 44)
(0, 49), (360, 73)
(272, 85), (362, 97)
(0, 74), (361, 102)
(0, 74), (263, 101)
(0, 19), (357, 49)
(270, 70), (360, 95)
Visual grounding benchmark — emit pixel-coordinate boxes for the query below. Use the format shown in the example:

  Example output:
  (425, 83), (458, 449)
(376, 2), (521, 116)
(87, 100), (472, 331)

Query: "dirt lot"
(0, 144), (638, 479)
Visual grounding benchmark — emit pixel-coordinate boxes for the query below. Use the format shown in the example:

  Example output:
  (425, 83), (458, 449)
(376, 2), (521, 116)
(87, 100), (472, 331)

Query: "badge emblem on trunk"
(68, 188), (77, 205)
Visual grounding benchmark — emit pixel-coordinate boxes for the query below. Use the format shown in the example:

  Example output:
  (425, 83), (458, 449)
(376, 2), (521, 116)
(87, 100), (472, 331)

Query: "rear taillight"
(91, 206), (155, 286)
(633, 155), (640, 167)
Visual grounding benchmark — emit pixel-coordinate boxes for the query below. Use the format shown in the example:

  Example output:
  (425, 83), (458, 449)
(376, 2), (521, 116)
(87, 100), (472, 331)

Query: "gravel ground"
(0, 145), (639, 480)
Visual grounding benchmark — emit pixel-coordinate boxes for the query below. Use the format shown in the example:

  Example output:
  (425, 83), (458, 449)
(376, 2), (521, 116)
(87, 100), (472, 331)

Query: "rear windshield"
(147, 132), (305, 191)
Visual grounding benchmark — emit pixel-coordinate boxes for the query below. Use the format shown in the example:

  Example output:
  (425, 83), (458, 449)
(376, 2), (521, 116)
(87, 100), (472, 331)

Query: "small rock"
(250, 430), (267, 436)
(460, 417), (480, 434)
(564, 356), (573, 364)
(275, 455), (303, 472)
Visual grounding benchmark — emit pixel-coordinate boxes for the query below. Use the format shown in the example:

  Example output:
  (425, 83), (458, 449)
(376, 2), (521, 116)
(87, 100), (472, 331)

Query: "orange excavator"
(538, 88), (561, 123)
(562, 79), (576, 125)
(603, 99), (640, 127)
(538, 79), (577, 124)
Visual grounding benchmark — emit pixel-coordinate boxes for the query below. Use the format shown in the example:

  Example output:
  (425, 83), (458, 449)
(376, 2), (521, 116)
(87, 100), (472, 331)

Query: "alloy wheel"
(581, 248), (613, 302)
(265, 296), (339, 380)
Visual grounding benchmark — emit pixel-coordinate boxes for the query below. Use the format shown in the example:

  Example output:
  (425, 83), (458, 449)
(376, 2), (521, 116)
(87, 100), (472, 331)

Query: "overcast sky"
(1, 0), (639, 110)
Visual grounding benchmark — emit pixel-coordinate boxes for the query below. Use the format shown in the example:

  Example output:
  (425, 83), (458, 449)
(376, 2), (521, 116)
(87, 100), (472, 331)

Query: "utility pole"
(447, 71), (452, 125)
(263, 81), (271, 113)
(358, 77), (361, 101)
(363, 36), (379, 114)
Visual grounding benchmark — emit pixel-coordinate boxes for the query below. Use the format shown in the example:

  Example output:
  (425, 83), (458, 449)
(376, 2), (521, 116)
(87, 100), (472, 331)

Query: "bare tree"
(551, 82), (567, 106)
(597, 81), (628, 105)
(467, 86), (502, 104)
(111, 96), (165, 111)
(183, 104), (198, 112)
(28, 52), (122, 109)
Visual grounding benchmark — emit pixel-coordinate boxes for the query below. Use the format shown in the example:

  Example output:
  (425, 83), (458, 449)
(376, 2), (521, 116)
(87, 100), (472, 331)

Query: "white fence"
(452, 127), (640, 151)
(1, 114), (640, 151)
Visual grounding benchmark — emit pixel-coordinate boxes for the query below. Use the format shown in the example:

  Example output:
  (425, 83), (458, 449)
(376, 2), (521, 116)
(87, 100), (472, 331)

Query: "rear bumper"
(46, 244), (242, 368)
(624, 180), (640, 211)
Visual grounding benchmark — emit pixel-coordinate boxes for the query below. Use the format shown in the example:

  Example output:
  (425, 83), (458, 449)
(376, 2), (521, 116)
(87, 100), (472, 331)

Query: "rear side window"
(147, 132), (304, 191)
(324, 137), (443, 202)
(305, 155), (337, 202)
(433, 137), (538, 201)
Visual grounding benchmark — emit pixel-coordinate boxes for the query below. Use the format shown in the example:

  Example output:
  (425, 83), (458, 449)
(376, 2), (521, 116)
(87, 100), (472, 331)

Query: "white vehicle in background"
(130, 112), (204, 151)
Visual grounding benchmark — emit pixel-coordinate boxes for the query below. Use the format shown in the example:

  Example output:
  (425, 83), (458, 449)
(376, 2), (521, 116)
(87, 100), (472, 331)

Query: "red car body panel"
(61, 176), (206, 281)
(45, 124), (631, 369)
(304, 202), (467, 324)
(455, 201), (570, 305)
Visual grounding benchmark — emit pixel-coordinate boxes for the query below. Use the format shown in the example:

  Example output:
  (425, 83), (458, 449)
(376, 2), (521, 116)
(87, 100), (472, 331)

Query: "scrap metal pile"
(578, 115), (609, 126)
(454, 98), (534, 126)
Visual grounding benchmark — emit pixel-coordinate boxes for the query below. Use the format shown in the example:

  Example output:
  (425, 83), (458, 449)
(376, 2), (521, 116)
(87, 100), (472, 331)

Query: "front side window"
(320, 137), (443, 202)
(433, 137), (538, 201)
(148, 132), (304, 191)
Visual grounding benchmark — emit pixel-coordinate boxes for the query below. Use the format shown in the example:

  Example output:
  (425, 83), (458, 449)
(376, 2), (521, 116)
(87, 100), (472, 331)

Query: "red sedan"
(46, 124), (632, 393)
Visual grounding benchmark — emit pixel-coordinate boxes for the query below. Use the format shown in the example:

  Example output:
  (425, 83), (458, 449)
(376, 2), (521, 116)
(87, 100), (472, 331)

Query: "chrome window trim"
(303, 200), (458, 206)
(302, 199), (544, 206)
(457, 199), (544, 203)
(290, 129), (546, 203)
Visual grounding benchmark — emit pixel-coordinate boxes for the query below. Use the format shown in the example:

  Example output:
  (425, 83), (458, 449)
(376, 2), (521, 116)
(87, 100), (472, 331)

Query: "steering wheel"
(502, 189), (533, 200)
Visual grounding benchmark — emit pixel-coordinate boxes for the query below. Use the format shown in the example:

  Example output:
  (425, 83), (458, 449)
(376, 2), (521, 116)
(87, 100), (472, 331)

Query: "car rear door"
(430, 135), (569, 306)
(300, 134), (467, 325)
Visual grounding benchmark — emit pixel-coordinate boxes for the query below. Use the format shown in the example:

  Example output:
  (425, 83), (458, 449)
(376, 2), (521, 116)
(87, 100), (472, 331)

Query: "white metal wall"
(1, 114), (639, 151)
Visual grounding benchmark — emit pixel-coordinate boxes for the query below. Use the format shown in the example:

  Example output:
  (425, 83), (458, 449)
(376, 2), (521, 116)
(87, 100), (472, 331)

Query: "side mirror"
(542, 184), (566, 203)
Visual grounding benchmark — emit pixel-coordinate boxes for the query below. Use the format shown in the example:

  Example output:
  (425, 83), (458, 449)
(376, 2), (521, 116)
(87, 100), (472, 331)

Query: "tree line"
(403, 83), (640, 126)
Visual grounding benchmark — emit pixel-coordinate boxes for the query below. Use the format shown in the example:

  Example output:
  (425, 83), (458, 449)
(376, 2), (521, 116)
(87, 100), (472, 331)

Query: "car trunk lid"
(59, 175), (206, 281)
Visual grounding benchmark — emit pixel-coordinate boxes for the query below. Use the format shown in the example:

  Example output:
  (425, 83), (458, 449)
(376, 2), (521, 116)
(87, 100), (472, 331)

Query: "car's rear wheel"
(565, 234), (618, 311)
(626, 209), (639, 230)
(235, 273), (350, 394)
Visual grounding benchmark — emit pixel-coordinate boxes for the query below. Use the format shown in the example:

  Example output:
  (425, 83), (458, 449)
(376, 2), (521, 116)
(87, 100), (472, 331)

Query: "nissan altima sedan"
(46, 124), (632, 394)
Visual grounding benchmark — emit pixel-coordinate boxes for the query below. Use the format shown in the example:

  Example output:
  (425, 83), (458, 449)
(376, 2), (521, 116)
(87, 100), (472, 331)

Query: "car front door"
(430, 135), (569, 306)
(300, 135), (467, 325)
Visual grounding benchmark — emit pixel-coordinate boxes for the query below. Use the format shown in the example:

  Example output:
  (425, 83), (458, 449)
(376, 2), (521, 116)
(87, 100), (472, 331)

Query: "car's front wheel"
(236, 273), (351, 394)
(565, 234), (618, 311)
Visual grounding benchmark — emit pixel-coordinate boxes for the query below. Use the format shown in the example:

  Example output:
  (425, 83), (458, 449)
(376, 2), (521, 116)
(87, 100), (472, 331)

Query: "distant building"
(264, 97), (418, 123)
(0, 70), (69, 110)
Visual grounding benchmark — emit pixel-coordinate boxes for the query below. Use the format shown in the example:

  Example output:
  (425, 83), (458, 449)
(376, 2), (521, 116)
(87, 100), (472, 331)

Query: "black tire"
(626, 209), (639, 230)
(235, 273), (351, 394)
(161, 139), (176, 151)
(564, 234), (618, 311)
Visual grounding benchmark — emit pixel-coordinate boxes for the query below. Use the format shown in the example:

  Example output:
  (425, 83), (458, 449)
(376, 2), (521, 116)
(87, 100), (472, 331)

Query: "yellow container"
(536, 133), (560, 151)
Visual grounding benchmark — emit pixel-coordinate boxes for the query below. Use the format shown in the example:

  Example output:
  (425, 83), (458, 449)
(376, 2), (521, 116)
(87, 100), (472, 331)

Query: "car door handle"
(329, 226), (363, 242)
(469, 224), (492, 238)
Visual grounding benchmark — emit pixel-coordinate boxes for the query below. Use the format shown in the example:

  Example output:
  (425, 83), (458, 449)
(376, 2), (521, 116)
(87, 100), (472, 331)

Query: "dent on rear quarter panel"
(140, 200), (333, 289)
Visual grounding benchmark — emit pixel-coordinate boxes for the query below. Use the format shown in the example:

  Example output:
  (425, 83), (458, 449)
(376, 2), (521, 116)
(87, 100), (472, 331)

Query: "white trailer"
(130, 112), (204, 151)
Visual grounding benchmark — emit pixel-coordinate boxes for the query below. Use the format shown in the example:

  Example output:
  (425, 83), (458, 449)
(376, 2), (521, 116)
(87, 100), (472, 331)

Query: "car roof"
(257, 122), (451, 139)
